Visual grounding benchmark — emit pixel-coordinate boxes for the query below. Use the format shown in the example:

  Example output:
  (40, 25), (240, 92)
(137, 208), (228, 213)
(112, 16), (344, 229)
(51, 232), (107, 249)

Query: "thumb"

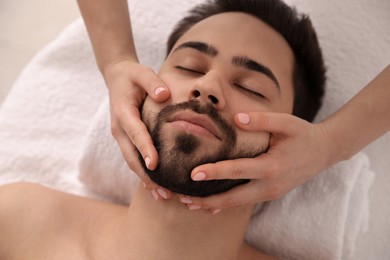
(134, 67), (171, 102)
(234, 112), (304, 135)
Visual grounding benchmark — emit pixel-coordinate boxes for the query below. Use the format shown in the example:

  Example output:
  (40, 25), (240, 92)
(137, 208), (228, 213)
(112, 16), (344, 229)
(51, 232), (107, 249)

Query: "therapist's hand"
(180, 112), (332, 211)
(104, 59), (172, 199)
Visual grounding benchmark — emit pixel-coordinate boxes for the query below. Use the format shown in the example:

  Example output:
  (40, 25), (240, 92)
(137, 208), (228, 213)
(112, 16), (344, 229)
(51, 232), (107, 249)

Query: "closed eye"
(175, 66), (204, 75)
(234, 83), (265, 99)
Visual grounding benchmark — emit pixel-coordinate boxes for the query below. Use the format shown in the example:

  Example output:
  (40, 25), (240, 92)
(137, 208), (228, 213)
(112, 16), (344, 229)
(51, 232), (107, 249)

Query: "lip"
(167, 111), (222, 140)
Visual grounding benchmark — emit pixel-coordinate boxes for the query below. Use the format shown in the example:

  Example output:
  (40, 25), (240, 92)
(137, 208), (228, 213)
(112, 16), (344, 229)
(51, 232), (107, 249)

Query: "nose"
(188, 74), (226, 110)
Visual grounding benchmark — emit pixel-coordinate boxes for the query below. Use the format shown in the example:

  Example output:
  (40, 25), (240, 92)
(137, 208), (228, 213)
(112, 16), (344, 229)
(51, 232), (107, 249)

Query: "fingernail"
(143, 182), (147, 189)
(157, 188), (168, 200)
(212, 209), (222, 215)
(193, 172), (206, 181)
(154, 86), (167, 96)
(180, 196), (193, 204)
(237, 113), (250, 125)
(145, 156), (151, 169)
(188, 204), (202, 210)
(151, 190), (159, 201)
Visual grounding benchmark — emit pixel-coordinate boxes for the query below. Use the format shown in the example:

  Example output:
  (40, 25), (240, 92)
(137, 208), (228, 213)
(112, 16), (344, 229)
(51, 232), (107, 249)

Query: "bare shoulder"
(0, 182), (56, 225)
(0, 182), (72, 221)
(0, 183), (60, 256)
(0, 181), (61, 205)
(0, 182), (124, 258)
(0, 182), (73, 239)
(0, 182), (123, 228)
(240, 242), (278, 260)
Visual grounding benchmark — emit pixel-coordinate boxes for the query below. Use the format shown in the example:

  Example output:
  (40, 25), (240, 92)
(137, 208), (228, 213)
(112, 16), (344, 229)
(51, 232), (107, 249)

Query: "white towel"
(0, 20), (106, 196)
(0, 0), (388, 258)
(78, 98), (138, 203)
(245, 154), (374, 259)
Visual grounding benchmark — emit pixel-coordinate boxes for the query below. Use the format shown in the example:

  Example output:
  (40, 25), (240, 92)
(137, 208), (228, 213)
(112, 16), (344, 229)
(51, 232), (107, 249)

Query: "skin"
(0, 12), (295, 259)
(76, 0), (168, 178)
(144, 12), (295, 161)
(186, 64), (390, 210)
(76, 0), (390, 209)
(141, 11), (294, 200)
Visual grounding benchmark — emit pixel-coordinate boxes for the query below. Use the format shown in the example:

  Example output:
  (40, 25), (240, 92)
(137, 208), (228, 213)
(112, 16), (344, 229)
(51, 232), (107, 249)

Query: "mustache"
(156, 100), (237, 144)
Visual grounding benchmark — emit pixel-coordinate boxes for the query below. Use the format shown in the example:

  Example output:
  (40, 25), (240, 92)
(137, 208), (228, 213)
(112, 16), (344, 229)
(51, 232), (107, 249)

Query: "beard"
(139, 100), (261, 197)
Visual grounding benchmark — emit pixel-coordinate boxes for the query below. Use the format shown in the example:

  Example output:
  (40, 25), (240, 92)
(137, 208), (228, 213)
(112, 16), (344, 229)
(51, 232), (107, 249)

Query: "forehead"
(171, 12), (295, 93)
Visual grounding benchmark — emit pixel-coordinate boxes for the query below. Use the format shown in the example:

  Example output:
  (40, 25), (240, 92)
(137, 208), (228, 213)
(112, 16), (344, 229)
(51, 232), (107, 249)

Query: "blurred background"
(0, 0), (80, 105)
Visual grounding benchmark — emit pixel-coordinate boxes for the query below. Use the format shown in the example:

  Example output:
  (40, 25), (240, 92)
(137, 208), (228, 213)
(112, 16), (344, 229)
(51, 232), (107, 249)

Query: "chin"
(138, 132), (250, 197)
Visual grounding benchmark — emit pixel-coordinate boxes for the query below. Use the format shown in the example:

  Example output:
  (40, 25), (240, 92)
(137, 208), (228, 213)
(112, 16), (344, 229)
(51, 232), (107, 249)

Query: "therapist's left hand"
(179, 112), (332, 211)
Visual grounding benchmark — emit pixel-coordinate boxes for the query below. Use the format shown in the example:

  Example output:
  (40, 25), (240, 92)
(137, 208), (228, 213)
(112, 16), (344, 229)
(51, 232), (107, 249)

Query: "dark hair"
(167, 0), (326, 122)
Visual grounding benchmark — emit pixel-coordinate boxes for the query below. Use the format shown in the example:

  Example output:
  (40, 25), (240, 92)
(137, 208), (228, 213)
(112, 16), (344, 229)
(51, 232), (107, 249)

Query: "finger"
(235, 112), (305, 135)
(119, 106), (159, 170)
(186, 181), (266, 210)
(117, 134), (172, 199)
(115, 132), (155, 186)
(133, 67), (171, 102)
(191, 154), (277, 181)
(186, 179), (288, 210)
(149, 187), (173, 200)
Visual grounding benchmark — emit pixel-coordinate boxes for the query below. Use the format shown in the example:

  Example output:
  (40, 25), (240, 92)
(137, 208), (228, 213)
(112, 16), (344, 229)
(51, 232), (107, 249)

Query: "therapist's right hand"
(104, 59), (172, 199)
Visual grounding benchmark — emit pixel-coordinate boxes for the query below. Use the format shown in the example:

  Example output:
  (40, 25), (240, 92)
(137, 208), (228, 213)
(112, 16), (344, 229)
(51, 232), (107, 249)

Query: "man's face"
(140, 12), (295, 197)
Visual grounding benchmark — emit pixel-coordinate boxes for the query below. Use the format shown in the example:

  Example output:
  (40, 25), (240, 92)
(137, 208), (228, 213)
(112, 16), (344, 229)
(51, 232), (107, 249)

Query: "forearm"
(321, 65), (390, 164)
(76, 0), (137, 74)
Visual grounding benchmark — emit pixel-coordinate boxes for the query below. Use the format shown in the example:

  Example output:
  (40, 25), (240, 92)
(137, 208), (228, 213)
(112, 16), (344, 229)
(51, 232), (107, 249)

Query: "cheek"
(158, 71), (192, 101)
(142, 98), (163, 128)
(279, 88), (295, 114)
(233, 130), (270, 158)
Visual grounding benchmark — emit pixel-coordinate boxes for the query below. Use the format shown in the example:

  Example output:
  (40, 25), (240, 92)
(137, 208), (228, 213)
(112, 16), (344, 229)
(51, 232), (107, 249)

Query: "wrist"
(102, 55), (139, 77)
(313, 122), (337, 172)
(317, 118), (351, 168)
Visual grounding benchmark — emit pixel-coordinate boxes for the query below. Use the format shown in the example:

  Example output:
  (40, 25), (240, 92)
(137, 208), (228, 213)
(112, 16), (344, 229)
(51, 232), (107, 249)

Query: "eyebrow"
(173, 41), (280, 91)
(232, 56), (280, 91)
(173, 41), (218, 57)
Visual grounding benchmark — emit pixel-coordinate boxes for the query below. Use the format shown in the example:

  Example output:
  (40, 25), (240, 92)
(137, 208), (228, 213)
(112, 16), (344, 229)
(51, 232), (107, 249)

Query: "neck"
(111, 183), (254, 260)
